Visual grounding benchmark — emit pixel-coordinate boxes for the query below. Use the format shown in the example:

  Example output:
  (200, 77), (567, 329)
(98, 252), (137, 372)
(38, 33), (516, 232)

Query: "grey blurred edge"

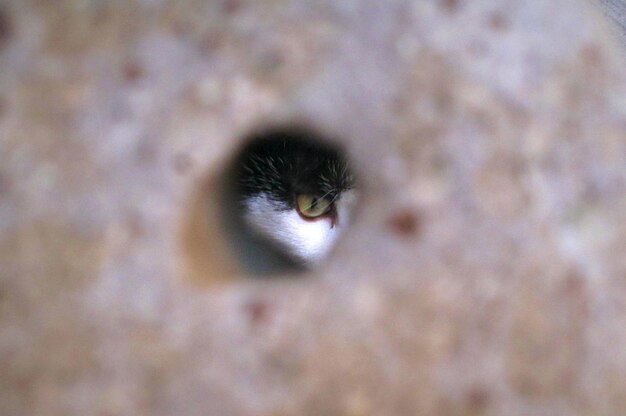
(598, 0), (626, 51)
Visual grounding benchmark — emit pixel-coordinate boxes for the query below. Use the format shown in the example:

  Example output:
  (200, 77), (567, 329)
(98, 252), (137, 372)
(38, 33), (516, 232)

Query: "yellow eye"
(296, 194), (332, 218)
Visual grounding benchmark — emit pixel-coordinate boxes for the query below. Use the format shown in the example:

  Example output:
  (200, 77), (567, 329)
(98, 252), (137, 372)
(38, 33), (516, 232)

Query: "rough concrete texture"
(1, 0), (626, 415)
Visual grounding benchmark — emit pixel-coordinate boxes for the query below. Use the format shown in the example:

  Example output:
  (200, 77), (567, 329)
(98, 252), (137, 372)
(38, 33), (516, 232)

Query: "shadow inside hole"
(220, 125), (356, 276)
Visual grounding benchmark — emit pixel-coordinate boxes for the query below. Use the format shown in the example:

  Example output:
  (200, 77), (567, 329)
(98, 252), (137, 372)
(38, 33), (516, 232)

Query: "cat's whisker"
(303, 188), (335, 211)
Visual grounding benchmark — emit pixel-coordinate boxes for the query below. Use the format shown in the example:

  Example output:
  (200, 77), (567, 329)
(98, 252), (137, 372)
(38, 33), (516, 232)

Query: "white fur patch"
(243, 192), (355, 265)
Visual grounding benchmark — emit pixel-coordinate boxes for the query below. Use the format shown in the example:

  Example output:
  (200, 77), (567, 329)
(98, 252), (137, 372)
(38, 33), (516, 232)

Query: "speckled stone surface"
(1, 1), (626, 415)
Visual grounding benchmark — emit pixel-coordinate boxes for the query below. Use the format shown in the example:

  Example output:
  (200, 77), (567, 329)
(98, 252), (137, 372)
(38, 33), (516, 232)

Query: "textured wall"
(1, 1), (626, 415)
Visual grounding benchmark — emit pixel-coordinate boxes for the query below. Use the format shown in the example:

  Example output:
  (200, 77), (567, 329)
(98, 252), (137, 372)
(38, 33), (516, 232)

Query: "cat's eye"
(296, 194), (333, 218)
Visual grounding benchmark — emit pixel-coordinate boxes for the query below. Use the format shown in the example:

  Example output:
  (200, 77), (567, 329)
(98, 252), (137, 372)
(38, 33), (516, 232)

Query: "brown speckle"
(199, 32), (224, 55)
(468, 40), (488, 57)
(388, 209), (421, 237)
(467, 386), (490, 411)
(391, 95), (409, 114)
(580, 44), (602, 66)
(171, 21), (191, 37)
(172, 153), (193, 175)
(246, 299), (271, 326)
(127, 212), (147, 238)
(222, 0), (241, 14)
(440, 0), (460, 13)
(256, 50), (285, 74)
(134, 141), (158, 165)
(0, 8), (12, 49)
(123, 62), (144, 83)
(488, 11), (510, 32)
(562, 270), (585, 297)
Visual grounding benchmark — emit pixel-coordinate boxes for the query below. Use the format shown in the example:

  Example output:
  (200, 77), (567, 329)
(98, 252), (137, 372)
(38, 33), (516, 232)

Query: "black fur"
(234, 128), (353, 210)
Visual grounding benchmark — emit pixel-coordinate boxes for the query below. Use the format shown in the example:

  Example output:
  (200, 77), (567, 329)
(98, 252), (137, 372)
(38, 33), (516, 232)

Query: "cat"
(224, 128), (356, 273)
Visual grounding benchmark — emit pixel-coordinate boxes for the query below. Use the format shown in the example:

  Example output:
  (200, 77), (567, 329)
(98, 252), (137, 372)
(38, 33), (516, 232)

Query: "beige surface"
(1, 0), (626, 415)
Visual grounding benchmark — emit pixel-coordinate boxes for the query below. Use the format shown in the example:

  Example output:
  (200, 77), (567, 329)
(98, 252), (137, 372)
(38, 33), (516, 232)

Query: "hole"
(220, 125), (358, 276)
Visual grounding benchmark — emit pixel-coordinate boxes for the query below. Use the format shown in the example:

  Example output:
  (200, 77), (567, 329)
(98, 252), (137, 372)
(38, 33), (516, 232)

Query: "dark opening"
(220, 125), (357, 276)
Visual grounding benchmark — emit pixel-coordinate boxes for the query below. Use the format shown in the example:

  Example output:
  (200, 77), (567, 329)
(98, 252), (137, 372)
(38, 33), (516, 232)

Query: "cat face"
(235, 131), (356, 266)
